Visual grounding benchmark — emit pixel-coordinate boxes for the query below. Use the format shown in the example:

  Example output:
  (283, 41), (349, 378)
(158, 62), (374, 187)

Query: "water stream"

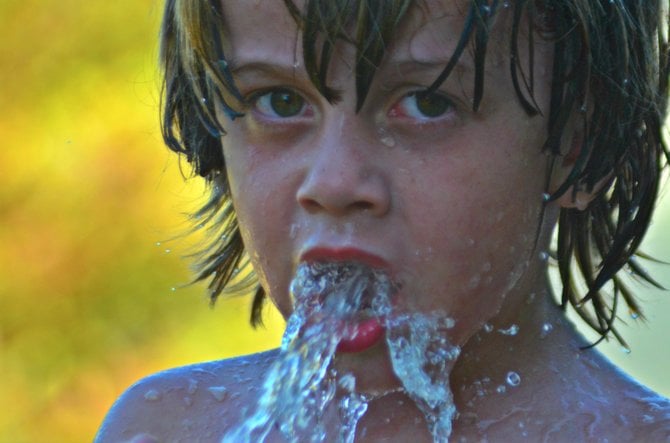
(223, 262), (460, 442)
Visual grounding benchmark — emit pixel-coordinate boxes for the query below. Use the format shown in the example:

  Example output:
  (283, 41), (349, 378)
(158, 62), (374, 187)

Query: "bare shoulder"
(625, 388), (670, 442)
(94, 349), (279, 443)
(598, 366), (670, 442)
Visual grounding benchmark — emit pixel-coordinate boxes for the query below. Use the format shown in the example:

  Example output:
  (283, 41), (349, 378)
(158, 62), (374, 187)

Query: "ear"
(550, 130), (609, 211)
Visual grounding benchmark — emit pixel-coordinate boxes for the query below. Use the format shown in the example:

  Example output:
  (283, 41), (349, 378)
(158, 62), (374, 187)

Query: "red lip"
(299, 247), (391, 353)
(300, 247), (390, 269)
(336, 318), (385, 353)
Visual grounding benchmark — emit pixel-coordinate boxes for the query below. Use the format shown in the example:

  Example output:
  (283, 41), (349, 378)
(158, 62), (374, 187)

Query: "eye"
(389, 91), (455, 120)
(250, 88), (310, 118)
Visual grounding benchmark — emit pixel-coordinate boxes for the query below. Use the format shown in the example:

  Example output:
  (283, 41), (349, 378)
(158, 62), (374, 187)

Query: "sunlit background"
(1, 2), (669, 442)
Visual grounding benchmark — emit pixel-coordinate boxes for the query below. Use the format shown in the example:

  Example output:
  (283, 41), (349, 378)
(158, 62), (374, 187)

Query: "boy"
(97, 1), (670, 441)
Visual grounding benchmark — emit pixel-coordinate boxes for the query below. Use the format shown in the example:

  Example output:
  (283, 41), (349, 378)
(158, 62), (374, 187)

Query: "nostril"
(298, 195), (376, 215)
(299, 197), (324, 213)
(351, 201), (375, 212)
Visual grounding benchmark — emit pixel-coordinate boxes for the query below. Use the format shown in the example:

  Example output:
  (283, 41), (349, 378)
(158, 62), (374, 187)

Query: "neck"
(450, 271), (589, 420)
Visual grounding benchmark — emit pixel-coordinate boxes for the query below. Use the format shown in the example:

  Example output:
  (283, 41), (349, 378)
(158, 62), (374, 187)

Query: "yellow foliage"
(0, 2), (282, 442)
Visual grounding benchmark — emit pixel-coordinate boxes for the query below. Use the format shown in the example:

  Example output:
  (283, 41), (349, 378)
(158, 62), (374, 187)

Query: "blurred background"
(0, 1), (669, 442)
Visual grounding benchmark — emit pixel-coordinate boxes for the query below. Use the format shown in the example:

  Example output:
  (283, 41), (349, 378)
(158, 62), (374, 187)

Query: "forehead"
(218, 0), (500, 67)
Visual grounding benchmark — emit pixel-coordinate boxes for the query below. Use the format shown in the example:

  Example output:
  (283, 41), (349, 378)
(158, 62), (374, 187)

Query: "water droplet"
(155, 242), (162, 247)
(538, 251), (549, 261)
(503, 1), (511, 8)
(496, 385), (506, 394)
(207, 386), (228, 402)
(338, 373), (356, 392)
(468, 275), (481, 289)
(289, 223), (299, 239)
(579, 104), (588, 113)
(144, 389), (162, 402)
(630, 310), (640, 320)
(498, 324), (519, 336)
(506, 371), (521, 387)
(542, 193), (551, 202)
(182, 418), (194, 430)
(621, 346), (632, 355)
(642, 414), (655, 424)
(170, 287), (177, 292)
(540, 322), (554, 339)
(187, 378), (198, 394)
(129, 433), (159, 443)
(165, 249), (172, 254)
(483, 323), (494, 333)
(380, 136), (396, 147)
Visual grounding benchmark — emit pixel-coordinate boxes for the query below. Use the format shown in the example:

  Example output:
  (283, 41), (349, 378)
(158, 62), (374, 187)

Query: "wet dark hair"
(159, 0), (669, 346)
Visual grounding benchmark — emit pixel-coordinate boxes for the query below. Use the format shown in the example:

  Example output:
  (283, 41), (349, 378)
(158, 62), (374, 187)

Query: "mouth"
(299, 246), (391, 270)
(292, 251), (398, 353)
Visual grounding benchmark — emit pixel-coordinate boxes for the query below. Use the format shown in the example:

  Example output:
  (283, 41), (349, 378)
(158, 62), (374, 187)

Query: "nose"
(296, 118), (391, 217)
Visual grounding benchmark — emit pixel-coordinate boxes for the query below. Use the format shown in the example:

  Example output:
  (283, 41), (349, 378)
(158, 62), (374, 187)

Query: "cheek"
(223, 142), (296, 306)
(400, 150), (546, 339)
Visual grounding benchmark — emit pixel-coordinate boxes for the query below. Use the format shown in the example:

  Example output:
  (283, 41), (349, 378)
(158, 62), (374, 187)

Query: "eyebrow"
(230, 56), (473, 79)
(389, 57), (474, 74)
(373, 56), (476, 94)
(227, 59), (346, 102)
(227, 56), (306, 76)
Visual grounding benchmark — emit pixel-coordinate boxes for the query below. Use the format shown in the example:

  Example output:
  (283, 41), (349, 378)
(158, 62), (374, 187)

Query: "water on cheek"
(223, 262), (461, 442)
(377, 126), (396, 148)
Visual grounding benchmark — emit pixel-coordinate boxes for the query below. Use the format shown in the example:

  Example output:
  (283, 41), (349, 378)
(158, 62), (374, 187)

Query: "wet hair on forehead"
(159, 0), (670, 347)
(280, 0), (542, 113)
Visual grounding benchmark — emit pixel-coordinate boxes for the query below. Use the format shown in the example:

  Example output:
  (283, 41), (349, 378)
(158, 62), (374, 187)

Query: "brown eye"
(254, 88), (306, 118)
(414, 91), (452, 118)
(390, 91), (455, 121)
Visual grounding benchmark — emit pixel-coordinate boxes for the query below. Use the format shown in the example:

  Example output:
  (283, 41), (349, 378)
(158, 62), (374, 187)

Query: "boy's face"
(219, 0), (556, 369)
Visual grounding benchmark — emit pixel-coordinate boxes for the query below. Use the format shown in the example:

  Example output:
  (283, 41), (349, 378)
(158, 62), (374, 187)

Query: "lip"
(336, 317), (386, 353)
(298, 246), (392, 354)
(299, 246), (391, 269)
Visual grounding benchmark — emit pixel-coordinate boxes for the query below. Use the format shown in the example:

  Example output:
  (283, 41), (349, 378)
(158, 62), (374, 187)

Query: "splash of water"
(223, 262), (460, 442)
(381, 302), (460, 441)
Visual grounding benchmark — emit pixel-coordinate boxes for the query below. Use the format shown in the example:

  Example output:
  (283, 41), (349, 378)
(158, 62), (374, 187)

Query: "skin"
(95, 1), (670, 441)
